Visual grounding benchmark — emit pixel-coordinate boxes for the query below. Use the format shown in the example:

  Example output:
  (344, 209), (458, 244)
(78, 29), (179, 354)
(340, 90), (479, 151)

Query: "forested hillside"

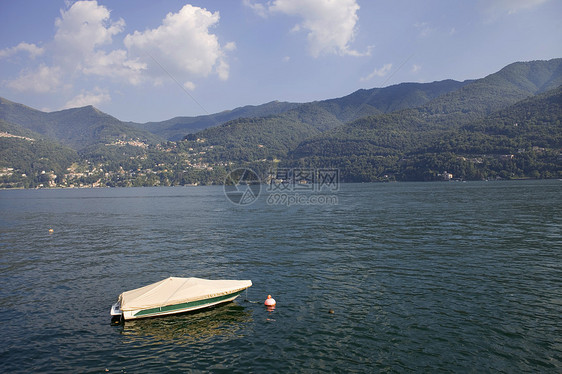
(132, 78), (470, 140)
(0, 58), (560, 188)
(0, 120), (77, 188)
(287, 84), (562, 181)
(0, 98), (161, 149)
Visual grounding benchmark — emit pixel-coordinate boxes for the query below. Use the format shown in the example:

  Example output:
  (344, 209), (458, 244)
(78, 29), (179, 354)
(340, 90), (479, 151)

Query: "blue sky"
(1, 0), (561, 122)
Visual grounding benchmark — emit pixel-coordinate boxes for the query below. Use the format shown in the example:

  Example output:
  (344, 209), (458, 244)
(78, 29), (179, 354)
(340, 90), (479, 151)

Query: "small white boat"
(110, 277), (252, 320)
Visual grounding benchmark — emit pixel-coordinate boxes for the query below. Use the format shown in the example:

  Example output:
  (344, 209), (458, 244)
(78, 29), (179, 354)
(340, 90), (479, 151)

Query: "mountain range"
(0, 58), (560, 187)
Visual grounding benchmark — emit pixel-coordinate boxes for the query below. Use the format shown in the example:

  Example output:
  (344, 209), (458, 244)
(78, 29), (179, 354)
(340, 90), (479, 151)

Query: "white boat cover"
(119, 277), (252, 311)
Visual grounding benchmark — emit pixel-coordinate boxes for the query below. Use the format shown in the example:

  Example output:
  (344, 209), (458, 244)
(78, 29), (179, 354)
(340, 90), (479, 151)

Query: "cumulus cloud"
(63, 88), (110, 108)
(224, 42), (237, 52)
(360, 63), (392, 82)
(82, 49), (146, 85)
(247, 0), (367, 57)
(0, 42), (45, 59)
(4, 1), (130, 93)
(183, 81), (196, 91)
(54, 0), (124, 65)
(124, 4), (234, 86)
(2, 1), (233, 103)
(52, 1), (148, 85)
(6, 65), (63, 93)
(242, 0), (268, 18)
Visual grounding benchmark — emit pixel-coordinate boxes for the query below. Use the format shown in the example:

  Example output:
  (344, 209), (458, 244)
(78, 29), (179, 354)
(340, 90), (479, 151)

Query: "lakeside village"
(1, 136), (319, 189)
(1, 133), (558, 189)
(0, 163), (457, 189)
(0, 137), (234, 189)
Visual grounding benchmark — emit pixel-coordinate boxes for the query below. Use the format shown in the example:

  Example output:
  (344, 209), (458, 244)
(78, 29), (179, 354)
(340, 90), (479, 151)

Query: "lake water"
(0, 180), (561, 373)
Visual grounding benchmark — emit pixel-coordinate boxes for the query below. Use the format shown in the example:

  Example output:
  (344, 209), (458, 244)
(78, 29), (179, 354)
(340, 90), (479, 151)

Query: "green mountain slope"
(291, 58), (562, 160)
(316, 79), (469, 123)
(0, 98), (162, 149)
(0, 58), (560, 187)
(401, 85), (562, 181)
(192, 115), (320, 162)
(171, 59), (562, 156)
(134, 79), (469, 141)
(288, 83), (562, 181)
(0, 119), (78, 187)
(422, 58), (562, 118)
(430, 85), (562, 154)
(137, 100), (300, 141)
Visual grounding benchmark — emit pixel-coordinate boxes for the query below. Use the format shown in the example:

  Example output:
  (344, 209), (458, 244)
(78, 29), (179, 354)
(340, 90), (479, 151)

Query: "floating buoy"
(264, 294), (276, 307)
(48, 228), (54, 234)
(328, 309), (335, 314)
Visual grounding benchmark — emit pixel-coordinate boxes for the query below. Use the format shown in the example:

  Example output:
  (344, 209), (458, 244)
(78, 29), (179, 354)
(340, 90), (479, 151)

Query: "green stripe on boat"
(134, 290), (244, 317)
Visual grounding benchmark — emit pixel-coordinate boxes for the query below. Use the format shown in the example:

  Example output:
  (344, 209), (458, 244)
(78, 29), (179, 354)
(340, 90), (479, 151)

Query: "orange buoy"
(264, 294), (276, 307)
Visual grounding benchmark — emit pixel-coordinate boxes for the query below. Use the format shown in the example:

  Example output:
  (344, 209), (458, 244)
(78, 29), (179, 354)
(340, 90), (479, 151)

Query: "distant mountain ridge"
(135, 79), (471, 140)
(315, 79), (470, 122)
(0, 76), (471, 147)
(136, 100), (301, 141)
(421, 58), (562, 119)
(0, 98), (161, 149)
(137, 59), (562, 142)
(199, 58), (562, 161)
(0, 58), (560, 187)
(3, 58), (559, 150)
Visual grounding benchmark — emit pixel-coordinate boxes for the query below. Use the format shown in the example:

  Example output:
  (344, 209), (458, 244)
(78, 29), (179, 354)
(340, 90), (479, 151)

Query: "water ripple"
(0, 182), (560, 372)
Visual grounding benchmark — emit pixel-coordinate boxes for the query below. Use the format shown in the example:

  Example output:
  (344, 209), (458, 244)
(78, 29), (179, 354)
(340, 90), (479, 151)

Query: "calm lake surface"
(0, 180), (561, 373)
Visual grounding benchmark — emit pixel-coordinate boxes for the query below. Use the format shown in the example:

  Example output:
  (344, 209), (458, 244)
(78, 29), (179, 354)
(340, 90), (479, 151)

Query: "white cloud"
(360, 63), (392, 82)
(124, 4), (234, 83)
(0, 42), (45, 59)
(243, 0), (268, 18)
(6, 65), (63, 93)
(53, 1), (145, 85)
(224, 42), (237, 52)
(484, 0), (550, 15)
(183, 81), (196, 91)
(54, 0), (125, 68)
(215, 59), (230, 81)
(2, 1), (233, 101)
(63, 88), (110, 108)
(82, 49), (146, 85)
(3, 1), (129, 94)
(250, 0), (366, 57)
(411, 64), (422, 73)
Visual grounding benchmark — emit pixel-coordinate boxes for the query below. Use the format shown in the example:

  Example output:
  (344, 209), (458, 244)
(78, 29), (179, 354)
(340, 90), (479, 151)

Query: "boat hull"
(120, 289), (245, 320)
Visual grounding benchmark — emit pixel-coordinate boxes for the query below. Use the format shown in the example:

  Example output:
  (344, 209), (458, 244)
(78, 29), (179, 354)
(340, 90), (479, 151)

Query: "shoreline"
(1, 177), (558, 191)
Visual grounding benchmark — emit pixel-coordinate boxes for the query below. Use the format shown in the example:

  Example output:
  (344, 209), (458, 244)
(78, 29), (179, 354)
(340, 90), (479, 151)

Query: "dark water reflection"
(0, 181), (561, 372)
(119, 303), (251, 345)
